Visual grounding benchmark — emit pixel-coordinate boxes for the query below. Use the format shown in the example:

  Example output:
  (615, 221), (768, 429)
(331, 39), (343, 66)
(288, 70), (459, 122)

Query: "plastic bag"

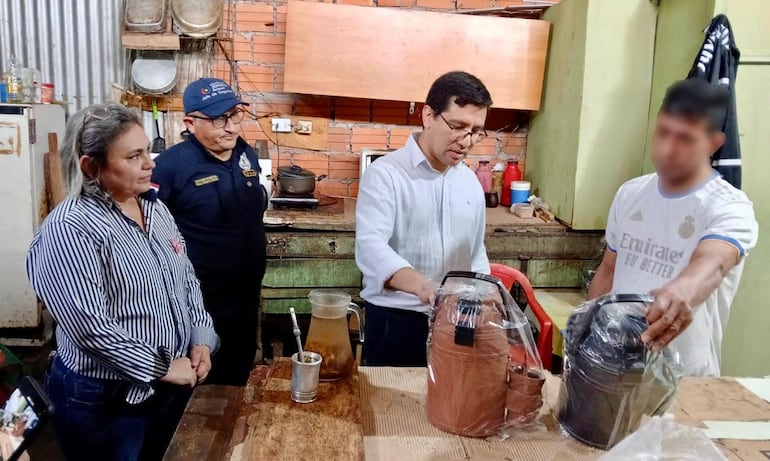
(557, 293), (684, 449)
(426, 271), (545, 438)
(599, 414), (727, 461)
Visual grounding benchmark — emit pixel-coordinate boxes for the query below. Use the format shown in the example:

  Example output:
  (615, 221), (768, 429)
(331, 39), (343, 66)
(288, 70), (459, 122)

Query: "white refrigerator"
(0, 104), (65, 329)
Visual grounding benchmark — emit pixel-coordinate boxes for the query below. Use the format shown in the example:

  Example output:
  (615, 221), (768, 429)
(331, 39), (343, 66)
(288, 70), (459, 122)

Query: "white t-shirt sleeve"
(699, 198), (759, 258)
(605, 188), (623, 253)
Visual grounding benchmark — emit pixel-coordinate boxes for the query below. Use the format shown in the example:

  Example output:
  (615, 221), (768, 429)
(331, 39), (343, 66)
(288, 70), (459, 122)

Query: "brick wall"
(215, 0), (534, 197)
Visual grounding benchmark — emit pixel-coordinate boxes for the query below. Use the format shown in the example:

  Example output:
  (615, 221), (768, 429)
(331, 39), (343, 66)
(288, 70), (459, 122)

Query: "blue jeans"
(47, 356), (190, 461)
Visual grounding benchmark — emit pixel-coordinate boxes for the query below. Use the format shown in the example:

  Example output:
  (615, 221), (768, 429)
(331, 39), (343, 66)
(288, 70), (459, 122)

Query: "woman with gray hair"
(26, 103), (219, 460)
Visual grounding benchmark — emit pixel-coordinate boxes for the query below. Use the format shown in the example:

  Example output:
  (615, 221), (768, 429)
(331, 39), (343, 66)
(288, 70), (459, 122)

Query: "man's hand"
(387, 268), (439, 305)
(642, 283), (695, 351)
(642, 240), (741, 351)
(160, 357), (198, 387)
(414, 279), (439, 305)
(190, 345), (212, 384)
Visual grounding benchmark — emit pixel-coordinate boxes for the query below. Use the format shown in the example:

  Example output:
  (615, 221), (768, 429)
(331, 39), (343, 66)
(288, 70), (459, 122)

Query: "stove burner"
(270, 191), (320, 209)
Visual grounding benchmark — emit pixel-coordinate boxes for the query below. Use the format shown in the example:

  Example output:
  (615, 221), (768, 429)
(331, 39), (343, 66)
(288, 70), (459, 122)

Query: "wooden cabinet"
(283, 1), (550, 110)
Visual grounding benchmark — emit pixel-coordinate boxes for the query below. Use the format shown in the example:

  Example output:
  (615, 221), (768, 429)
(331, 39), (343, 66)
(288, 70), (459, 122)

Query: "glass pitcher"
(304, 290), (364, 381)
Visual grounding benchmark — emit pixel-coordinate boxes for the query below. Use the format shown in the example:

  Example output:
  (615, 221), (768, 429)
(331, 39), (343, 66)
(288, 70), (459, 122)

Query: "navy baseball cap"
(183, 78), (248, 117)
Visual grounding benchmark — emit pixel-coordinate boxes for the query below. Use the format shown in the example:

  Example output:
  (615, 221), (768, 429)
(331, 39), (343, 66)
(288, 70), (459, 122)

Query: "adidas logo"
(630, 210), (643, 222)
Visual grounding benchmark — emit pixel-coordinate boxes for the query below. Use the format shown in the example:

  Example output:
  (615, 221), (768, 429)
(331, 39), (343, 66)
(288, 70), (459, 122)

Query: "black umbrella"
(688, 14), (741, 189)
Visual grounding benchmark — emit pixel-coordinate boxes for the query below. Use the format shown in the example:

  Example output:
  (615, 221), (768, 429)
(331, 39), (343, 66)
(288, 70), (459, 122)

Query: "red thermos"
(501, 160), (522, 207)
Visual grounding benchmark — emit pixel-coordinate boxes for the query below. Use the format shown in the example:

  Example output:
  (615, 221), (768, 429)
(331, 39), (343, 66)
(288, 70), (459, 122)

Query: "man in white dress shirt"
(589, 79), (758, 376)
(356, 71), (492, 366)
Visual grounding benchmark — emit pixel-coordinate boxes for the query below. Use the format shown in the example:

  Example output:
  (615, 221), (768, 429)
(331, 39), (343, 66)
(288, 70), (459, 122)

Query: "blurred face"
(420, 98), (488, 172)
(652, 112), (725, 186)
(184, 106), (243, 157)
(82, 123), (154, 201)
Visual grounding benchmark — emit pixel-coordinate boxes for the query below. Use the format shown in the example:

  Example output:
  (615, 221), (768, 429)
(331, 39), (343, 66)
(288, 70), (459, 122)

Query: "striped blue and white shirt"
(26, 181), (219, 404)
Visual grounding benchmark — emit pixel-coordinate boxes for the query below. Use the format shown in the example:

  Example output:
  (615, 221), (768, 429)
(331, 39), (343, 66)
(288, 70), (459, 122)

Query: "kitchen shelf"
(122, 31), (181, 50)
(120, 93), (184, 112)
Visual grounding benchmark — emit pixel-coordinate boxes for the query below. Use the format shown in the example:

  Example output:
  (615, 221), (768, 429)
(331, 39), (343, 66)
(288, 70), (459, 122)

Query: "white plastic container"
(510, 181), (531, 204)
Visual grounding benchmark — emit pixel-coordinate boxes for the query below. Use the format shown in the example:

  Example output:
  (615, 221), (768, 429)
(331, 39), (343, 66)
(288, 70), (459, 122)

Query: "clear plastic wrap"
(557, 293), (684, 449)
(599, 414), (727, 461)
(426, 271), (545, 437)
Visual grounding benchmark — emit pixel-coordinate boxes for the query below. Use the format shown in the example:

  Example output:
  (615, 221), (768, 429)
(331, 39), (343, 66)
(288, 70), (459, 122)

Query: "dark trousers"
(47, 356), (191, 461)
(201, 282), (260, 386)
(363, 302), (430, 366)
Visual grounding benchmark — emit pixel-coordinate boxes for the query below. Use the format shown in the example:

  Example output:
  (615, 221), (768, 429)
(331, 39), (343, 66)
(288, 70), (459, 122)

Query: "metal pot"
(131, 52), (178, 94)
(170, 0), (223, 38)
(277, 165), (324, 195)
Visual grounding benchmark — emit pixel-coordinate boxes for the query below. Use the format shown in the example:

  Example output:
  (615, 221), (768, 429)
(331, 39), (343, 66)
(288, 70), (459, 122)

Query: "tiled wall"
(215, 0), (535, 197)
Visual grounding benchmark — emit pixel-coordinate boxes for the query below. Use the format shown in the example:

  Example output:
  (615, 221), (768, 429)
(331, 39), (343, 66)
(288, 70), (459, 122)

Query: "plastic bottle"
(475, 160), (493, 193)
(492, 161), (504, 195)
(501, 160), (522, 207)
(5, 55), (22, 103)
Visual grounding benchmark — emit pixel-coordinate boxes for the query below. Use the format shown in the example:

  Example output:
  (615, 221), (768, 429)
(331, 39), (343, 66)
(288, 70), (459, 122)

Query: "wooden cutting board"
(228, 359), (364, 461)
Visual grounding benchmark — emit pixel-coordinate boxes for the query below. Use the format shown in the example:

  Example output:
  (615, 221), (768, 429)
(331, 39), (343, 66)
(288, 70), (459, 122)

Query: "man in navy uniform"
(152, 78), (267, 385)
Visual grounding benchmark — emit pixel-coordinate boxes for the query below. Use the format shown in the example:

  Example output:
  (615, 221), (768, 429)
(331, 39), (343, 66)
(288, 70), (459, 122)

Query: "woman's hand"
(160, 357), (197, 387)
(190, 345), (212, 384)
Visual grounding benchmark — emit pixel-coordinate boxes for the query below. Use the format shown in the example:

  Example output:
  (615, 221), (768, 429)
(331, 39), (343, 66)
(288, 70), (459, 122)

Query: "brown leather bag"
(426, 272), (545, 437)
(427, 294), (509, 437)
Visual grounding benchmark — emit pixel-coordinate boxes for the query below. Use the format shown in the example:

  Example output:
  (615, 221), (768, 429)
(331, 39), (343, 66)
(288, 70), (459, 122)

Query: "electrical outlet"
(271, 118), (292, 133)
(296, 120), (313, 134)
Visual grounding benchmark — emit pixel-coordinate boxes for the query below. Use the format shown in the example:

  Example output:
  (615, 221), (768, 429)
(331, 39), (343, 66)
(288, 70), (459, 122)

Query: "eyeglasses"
(188, 109), (246, 129)
(77, 106), (113, 156)
(437, 113), (487, 144)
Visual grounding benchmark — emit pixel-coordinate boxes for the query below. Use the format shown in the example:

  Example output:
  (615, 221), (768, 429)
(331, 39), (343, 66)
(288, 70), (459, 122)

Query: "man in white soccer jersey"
(589, 78), (758, 376)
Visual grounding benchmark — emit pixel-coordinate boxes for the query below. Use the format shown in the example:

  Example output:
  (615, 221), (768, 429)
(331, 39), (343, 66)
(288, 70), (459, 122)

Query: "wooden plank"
(263, 259), (362, 288)
(263, 287), (361, 299)
(264, 198), (356, 231)
(164, 384), (245, 461)
(264, 298), (312, 314)
(485, 205), (563, 230)
(227, 359), (364, 460)
(264, 228), (603, 259)
(267, 233), (356, 258)
(121, 93), (185, 112)
(122, 32), (180, 50)
(263, 288), (362, 314)
(256, 115), (329, 151)
(284, 1), (550, 111)
(485, 232), (603, 260)
(264, 199), (587, 233)
(526, 259), (594, 288)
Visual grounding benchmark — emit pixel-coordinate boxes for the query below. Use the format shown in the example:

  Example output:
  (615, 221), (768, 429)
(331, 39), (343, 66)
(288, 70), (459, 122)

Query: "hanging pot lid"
(170, 0), (223, 38)
(131, 52), (178, 95)
(278, 165), (316, 179)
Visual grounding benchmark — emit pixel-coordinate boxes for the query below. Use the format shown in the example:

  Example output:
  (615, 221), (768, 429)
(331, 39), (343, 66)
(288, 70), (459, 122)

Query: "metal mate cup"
(291, 351), (323, 403)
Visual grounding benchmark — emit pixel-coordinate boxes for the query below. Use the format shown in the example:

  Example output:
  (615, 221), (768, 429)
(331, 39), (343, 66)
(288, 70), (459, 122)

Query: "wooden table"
(166, 363), (770, 461)
(264, 198), (565, 233)
(164, 359), (363, 461)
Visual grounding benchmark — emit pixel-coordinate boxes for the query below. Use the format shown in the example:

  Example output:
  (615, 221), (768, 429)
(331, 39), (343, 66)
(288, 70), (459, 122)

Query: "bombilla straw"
(289, 307), (305, 362)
